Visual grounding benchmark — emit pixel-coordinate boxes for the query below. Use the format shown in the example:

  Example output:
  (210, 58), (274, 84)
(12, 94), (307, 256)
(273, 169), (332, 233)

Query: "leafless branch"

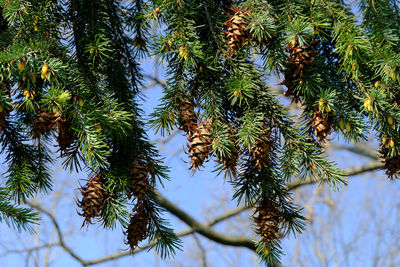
(286, 160), (384, 191)
(328, 143), (379, 160)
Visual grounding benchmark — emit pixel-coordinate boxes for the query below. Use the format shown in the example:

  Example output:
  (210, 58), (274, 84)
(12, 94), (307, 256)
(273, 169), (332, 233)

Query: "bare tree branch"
(154, 192), (256, 250)
(328, 143), (379, 160)
(26, 201), (86, 264)
(286, 160), (384, 191)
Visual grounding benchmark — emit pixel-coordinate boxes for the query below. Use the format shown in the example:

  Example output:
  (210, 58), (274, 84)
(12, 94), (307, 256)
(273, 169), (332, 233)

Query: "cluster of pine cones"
(178, 94), (274, 175)
(31, 110), (76, 151)
(77, 157), (153, 252)
(280, 38), (334, 142)
(177, 95), (214, 171)
(125, 158), (151, 251)
(176, 95), (281, 247)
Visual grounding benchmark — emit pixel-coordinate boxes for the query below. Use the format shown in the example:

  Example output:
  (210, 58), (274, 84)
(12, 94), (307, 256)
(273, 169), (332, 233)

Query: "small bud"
(33, 19), (38, 31)
(165, 39), (172, 51)
(390, 138), (395, 148)
(388, 116), (394, 126)
(41, 64), (49, 80)
(311, 163), (317, 172)
(382, 136), (387, 145)
(23, 90), (30, 100)
(364, 98), (373, 111)
(318, 98), (325, 111)
(345, 121), (351, 132)
(179, 45), (188, 60)
(374, 81), (381, 88)
(18, 60), (25, 72)
(154, 7), (160, 19)
(324, 104), (331, 113)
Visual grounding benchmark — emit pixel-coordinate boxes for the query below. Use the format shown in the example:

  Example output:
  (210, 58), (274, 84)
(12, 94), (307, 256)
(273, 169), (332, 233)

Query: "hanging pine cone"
(380, 146), (400, 179)
(177, 95), (198, 135)
(251, 131), (272, 171)
(219, 148), (239, 178)
(77, 174), (106, 227)
(217, 130), (239, 178)
(281, 37), (316, 100)
(125, 206), (150, 252)
(188, 119), (212, 171)
(55, 117), (76, 152)
(223, 6), (251, 56)
(31, 111), (57, 138)
(311, 111), (332, 142)
(128, 158), (151, 200)
(253, 199), (281, 245)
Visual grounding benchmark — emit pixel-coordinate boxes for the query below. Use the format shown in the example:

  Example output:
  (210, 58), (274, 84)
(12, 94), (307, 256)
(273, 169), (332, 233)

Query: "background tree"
(1, 0), (400, 265)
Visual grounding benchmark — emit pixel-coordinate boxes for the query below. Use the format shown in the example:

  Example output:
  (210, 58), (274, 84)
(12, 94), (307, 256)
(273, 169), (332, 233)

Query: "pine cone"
(218, 135), (239, 178)
(253, 199), (281, 245)
(128, 158), (151, 200)
(251, 132), (272, 171)
(31, 112), (56, 138)
(311, 111), (332, 142)
(55, 117), (76, 152)
(281, 38), (316, 99)
(77, 174), (106, 226)
(223, 6), (251, 56)
(125, 207), (150, 252)
(380, 146), (400, 179)
(177, 95), (197, 135)
(219, 148), (239, 178)
(188, 119), (212, 171)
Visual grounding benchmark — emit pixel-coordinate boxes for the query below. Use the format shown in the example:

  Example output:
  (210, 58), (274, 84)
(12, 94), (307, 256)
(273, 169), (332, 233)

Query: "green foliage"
(1, 0), (400, 264)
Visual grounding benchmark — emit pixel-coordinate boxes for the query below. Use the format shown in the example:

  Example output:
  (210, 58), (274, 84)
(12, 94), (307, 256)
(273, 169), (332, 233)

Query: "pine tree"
(1, 0), (400, 264)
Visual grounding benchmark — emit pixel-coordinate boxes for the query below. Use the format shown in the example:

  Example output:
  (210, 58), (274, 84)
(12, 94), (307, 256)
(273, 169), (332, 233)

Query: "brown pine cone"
(223, 6), (251, 56)
(188, 119), (212, 171)
(253, 199), (281, 245)
(77, 174), (106, 227)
